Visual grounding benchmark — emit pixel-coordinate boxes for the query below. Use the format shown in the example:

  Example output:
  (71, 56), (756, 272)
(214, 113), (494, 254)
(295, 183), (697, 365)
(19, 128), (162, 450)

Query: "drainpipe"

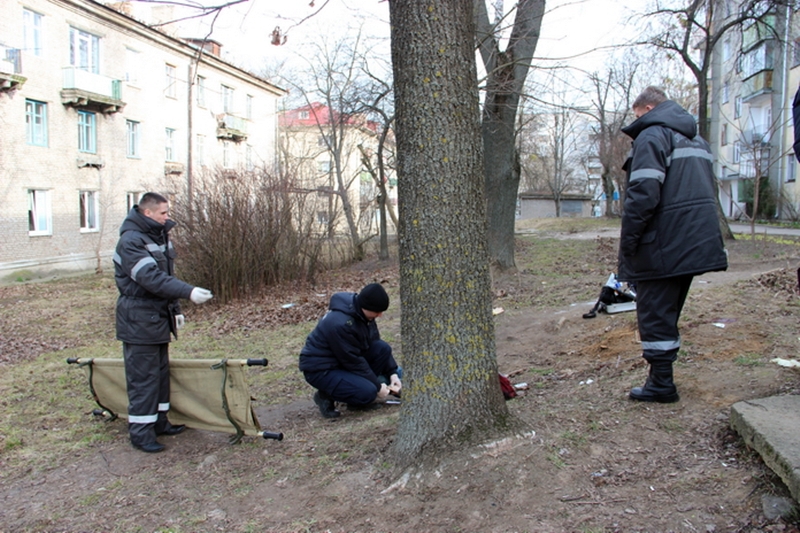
(777, 3), (792, 219)
(187, 63), (194, 203)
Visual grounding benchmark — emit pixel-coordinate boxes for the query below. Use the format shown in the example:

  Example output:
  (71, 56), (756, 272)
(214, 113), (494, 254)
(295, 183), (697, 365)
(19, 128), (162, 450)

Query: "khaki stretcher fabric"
(82, 358), (262, 436)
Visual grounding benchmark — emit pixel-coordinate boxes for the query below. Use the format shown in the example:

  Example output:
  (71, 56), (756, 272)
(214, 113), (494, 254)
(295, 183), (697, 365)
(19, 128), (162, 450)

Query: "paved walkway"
(729, 223), (800, 237)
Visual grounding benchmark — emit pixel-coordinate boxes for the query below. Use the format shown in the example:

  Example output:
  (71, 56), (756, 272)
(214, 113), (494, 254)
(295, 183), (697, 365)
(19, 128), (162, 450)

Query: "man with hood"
(114, 192), (213, 452)
(299, 283), (402, 418)
(619, 86), (728, 403)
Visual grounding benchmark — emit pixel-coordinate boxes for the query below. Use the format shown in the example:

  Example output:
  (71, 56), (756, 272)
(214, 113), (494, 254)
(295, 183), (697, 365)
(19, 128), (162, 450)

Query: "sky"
(171, 0), (646, 75)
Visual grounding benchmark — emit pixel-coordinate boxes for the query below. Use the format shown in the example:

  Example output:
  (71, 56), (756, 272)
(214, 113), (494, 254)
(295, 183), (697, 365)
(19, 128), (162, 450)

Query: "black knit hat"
(357, 283), (389, 312)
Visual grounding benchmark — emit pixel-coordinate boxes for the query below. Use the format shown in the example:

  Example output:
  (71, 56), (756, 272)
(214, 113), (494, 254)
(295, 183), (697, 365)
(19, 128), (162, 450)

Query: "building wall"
(709, 3), (797, 220)
(0, 0), (284, 278)
(518, 196), (593, 219)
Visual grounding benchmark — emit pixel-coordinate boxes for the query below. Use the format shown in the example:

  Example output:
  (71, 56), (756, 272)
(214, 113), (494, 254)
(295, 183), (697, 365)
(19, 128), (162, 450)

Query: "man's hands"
(175, 314), (185, 329)
(377, 383), (391, 401)
(190, 287), (213, 304)
(389, 373), (402, 396)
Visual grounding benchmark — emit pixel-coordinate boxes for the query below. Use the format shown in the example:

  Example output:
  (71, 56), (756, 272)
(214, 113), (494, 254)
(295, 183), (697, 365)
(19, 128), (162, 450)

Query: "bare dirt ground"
(2, 224), (800, 533)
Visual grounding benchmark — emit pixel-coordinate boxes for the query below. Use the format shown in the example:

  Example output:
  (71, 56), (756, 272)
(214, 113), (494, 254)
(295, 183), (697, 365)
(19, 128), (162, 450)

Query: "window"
(69, 27), (100, 73)
(78, 110), (96, 153)
(299, 110), (309, 120)
(79, 190), (98, 231)
(318, 134), (330, 147)
(125, 48), (139, 84)
(165, 64), (177, 98)
(165, 128), (176, 161)
(222, 140), (233, 168)
(196, 75), (206, 107)
(246, 94), (253, 119)
(25, 99), (47, 146)
(721, 124), (728, 146)
(28, 189), (51, 235)
(794, 39), (800, 67)
(318, 160), (331, 173)
(126, 120), (140, 158)
(246, 144), (253, 170)
(221, 85), (234, 113)
(196, 134), (206, 166)
(733, 141), (741, 164)
(722, 83), (729, 104)
(787, 156), (796, 183)
(23, 9), (43, 56)
(734, 96), (742, 119)
(126, 192), (142, 211)
(723, 39), (731, 62)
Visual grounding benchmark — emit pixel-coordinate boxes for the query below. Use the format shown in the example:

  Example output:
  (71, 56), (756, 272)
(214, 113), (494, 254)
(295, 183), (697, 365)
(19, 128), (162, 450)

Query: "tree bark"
(475, 0), (546, 271)
(388, 0), (510, 466)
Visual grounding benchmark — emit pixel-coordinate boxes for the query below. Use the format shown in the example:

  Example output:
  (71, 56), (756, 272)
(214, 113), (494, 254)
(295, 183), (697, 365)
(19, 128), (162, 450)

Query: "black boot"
(313, 390), (340, 418)
(629, 362), (679, 403)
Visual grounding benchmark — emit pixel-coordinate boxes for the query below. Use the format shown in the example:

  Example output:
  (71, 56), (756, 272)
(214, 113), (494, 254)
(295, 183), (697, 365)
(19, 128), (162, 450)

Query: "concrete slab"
(730, 395), (800, 503)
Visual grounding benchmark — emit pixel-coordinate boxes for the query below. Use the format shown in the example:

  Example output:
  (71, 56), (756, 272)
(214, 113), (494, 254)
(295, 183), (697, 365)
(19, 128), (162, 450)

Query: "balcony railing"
(0, 45), (25, 91)
(61, 67), (125, 113)
(741, 70), (773, 102)
(216, 113), (248, 142)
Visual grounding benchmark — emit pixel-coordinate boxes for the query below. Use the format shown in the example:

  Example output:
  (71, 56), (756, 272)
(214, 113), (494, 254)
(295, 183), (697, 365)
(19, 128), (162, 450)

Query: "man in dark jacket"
(114, 192), (213, 452)
(299, 283), (402, 418)
(619, 86), (728, 403)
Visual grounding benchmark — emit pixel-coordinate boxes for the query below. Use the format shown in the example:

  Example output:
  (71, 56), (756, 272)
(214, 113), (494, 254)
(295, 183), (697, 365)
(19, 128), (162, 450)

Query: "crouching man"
(299, 283), (402, 418)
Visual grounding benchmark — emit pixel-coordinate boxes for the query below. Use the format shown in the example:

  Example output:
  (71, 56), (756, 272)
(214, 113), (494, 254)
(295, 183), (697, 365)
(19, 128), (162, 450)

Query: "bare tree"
(389, 1), (512, 467)
(475, 0), (546, 271)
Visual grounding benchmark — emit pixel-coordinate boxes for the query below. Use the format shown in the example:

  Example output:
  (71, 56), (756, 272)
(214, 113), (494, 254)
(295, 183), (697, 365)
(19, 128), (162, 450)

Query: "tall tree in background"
(388, 1), (511, 466)
(585, 63), (638, 217)
(475, 0), (546, 271)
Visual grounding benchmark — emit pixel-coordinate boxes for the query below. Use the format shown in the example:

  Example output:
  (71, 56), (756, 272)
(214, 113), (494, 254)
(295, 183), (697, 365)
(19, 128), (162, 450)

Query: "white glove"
(175, 314), (185, 329)
(190, 287), (213, 304)
(389, 373), (402, 394)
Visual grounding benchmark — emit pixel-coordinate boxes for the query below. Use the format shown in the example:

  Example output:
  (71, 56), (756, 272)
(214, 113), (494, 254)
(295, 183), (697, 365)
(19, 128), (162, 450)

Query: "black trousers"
(634, 275), (693, 364)
(123, 342), (171, 445)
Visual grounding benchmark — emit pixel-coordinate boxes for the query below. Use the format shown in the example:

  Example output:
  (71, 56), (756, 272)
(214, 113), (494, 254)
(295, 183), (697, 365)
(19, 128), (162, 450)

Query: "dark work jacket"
(298, 292), (397, 390)
(618, 100), (728, 281)
(114, 207), (194, 344)
(793, 86), (800, 162)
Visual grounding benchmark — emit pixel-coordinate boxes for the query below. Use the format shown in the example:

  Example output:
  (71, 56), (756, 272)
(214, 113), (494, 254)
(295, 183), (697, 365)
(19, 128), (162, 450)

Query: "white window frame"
(28, 189), (52, 236)
(246, 94), (253, 119)
(126, 120), (140, 158)
(318, 160), (331, 173)
(733, 141), (741, 164)
(196, 134), (206, 166)
(165, 63), (177, 98)
(78, 110), (96, 153)
(69, 27), (100, 73)
(787, 155), (796, 183)
(165, 128), (176, 161)
(26, 99), (47, 146)
(221, 84), (234, 113)
(23, 9), (43, 57)
(734, 96), (742, 119)
(126, 192), (142, 211)
(196, 75), (206, 107)
(222, 140), (233, 168)
(79, 190), (99, 232)
(125, 48), (139, 84)
(246, 144), (254, 170)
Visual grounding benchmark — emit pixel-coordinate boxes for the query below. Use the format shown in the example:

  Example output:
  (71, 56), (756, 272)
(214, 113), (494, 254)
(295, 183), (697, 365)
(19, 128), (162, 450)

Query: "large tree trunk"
(388, 0), (510, 466)
(476, 0), (546, 271)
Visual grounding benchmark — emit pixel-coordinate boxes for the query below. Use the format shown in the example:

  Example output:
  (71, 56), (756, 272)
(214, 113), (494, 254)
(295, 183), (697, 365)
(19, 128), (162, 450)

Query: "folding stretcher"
(67, 357), (283, 444)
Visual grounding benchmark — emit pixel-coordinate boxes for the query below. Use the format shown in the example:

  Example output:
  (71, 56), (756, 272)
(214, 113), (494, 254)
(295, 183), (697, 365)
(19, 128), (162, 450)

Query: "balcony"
(741, 14), (775, 52)
(0, 46), (25, 92)
(216, 113), (247, 142)
(60, 67), (125, 114)
(741, 70), (773, 103)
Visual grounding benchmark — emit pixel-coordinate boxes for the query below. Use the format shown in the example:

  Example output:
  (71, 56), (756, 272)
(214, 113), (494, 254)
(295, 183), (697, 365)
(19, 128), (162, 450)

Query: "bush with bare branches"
(170, 168), (329, 303)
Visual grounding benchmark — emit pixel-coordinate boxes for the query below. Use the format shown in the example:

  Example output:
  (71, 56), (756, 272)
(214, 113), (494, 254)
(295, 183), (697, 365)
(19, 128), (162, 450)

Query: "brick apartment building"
(0, 0), (285, 279)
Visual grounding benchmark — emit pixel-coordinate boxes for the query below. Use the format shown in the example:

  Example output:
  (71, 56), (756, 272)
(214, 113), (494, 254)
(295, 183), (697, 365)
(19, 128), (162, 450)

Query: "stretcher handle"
(260, 431), (284, 441)
(246, 358), (268, 366)
(66, 358), (80, 364)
